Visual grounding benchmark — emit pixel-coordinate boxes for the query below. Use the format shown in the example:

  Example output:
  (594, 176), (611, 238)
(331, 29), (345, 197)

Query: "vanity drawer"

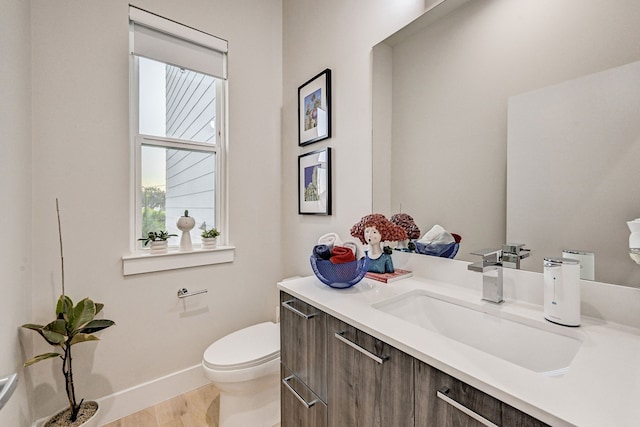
(281, 364), (327, 427)
(327, 315), (415, 427)
(280, 291), (327, 401)
(415, 360), (549, 427)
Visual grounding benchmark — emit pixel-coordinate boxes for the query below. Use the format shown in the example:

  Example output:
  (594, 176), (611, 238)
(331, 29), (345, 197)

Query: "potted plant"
(22, 200), (115, 427)
(138, 230), (177, 254)
(201, 226), (220, 249)
(23, 296), (114, 427)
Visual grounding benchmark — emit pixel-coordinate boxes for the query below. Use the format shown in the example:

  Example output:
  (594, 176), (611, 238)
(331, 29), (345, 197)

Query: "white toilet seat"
(202, 321), (281, 427)
(202, 321), (280, 384)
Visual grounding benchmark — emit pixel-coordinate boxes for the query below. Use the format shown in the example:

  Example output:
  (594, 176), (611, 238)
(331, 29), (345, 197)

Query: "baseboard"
(32, 364), (209, 427)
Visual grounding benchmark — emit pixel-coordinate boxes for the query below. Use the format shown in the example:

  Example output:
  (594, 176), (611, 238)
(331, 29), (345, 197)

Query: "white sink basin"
(373, 290), (583, 376)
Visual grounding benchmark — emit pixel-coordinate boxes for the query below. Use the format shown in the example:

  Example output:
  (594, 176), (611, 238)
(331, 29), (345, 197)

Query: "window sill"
(122, 246), (235, 276)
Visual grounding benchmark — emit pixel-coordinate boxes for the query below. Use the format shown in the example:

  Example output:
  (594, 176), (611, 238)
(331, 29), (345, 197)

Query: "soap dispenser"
(543, 257), (581, 326)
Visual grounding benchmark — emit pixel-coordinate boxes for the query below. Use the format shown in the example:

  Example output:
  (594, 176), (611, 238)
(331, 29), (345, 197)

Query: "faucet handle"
(470, 248), (502, 262)
(502, 243), (531, 269)
(502, 243), (529, 255)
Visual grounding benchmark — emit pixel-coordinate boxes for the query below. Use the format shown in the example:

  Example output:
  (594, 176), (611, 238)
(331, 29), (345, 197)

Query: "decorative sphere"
(176, 216), (196, 231)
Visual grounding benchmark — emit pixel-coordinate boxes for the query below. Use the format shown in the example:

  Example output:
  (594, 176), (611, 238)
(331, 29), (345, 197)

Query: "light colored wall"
(281, 0), (433, 277)
(29, 0), (282, 420)
(0, 0), (33, 425)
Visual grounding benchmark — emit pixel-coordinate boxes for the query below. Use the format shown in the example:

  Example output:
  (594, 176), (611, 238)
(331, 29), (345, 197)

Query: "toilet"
(202, 321), (281, 427)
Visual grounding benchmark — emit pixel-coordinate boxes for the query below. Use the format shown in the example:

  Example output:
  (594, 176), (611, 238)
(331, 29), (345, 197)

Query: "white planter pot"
(202, 237), (217, 249)
(150, 240), (168, 254)
(45, 401), (100, 427)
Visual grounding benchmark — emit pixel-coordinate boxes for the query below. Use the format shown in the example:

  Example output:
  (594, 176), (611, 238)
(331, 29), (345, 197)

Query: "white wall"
(28, 0), (282, 421)
(0, 1), (33, 425)
(281, 0), (435, 277)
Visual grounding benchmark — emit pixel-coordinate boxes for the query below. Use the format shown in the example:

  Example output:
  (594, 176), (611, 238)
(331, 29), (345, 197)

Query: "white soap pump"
(543, 257), (581, 327)
(627, 218), (640, 264)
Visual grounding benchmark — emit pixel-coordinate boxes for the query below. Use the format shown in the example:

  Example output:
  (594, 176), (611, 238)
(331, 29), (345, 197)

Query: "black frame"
(298, 69), (332, 146)
(298, 148), (332, 215)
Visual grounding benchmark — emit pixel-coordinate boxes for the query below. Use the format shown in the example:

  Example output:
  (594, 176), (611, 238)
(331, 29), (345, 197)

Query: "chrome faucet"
(468, 248), (504, 303)
(467, 244), (531, 304)
(501, 243), (530, 269)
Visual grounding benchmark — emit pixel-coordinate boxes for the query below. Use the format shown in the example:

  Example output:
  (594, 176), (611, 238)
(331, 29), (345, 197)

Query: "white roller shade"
(129, 6), (227, 79)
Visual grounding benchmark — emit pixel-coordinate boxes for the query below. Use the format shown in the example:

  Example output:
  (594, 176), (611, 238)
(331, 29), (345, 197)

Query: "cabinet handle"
(334, 331), (389, 364)
(281, 299), (317, 319)
(436, 387), (500, 427)
(282, 375), (318, 409)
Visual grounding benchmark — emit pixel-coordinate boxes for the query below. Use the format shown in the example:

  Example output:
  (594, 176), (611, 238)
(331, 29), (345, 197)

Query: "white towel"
(418, 224), (455, 245)
(342, 240), (363, 260)
(318, 232), (343, 249)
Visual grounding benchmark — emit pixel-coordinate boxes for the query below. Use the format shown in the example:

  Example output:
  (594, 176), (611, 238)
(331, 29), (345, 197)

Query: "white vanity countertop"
(277, 274), (640, 427)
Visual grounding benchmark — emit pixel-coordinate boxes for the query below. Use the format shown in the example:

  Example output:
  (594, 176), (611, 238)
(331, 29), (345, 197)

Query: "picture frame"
(298, 69), (331, 146)
(298, 148), (332, 215)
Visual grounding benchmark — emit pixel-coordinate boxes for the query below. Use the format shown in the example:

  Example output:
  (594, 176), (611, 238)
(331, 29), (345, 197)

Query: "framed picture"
(298, 69), (331, 146)
(298, 148), (332, 215)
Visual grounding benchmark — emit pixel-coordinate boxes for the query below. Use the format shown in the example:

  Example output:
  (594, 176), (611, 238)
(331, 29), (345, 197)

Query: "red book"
(365, 269), (413, 283)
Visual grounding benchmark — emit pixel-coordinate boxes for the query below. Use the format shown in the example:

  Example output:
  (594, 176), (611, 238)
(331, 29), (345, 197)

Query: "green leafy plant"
(138, 230), (177, 246)
(201, 227), (220, 239)
(22, 296), (115, 423)
(21, 199), (115, 424)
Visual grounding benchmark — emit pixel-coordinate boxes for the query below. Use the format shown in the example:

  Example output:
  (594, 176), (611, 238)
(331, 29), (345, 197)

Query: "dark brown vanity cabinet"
(280, 291), (548, 427)
(326, 316), (415, 427)
(415, 360), (549, 427)
(280, 292), (327, 427)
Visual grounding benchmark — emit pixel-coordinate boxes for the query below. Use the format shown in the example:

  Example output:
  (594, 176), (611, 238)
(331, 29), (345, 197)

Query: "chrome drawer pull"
(282, 375), (318, 409)
(281, 299), (317, 319)
(334, 331), (389, 364)
(436, 387), (499, 427)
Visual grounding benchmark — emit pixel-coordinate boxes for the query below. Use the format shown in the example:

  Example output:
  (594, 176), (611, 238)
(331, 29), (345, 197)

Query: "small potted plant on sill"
(138, 230), (177, 254)
(22, 199), (115, 427)
(201, 226), (220, 249)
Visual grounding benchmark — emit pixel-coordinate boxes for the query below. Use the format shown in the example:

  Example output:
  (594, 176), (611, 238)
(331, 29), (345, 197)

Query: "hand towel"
(313, 244), (332, 260)
(418, 224), (455, 245)
(330, 246), (356, 264)
(318, 232), (343, 249)
(342, 240), (362, 260)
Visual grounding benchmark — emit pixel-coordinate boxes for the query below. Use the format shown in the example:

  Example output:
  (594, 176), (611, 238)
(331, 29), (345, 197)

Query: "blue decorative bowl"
(310, 256), (369, 289)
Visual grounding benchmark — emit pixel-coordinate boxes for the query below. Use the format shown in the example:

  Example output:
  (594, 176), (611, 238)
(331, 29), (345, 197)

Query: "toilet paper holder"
(177, 287), (208, 299)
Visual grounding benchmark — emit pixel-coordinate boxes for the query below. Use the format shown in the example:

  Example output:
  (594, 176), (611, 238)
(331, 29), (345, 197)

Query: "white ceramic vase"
(150, 240), (168, 254)
(202, 237), (217, 249)
(177, 215), (196, 252)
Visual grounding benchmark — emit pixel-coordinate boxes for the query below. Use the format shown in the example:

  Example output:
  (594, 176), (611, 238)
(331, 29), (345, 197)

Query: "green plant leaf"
(22, 323), (45, 331)
(23, 352), (61, 367)
(69, 333), (99, 346)
(56, 295), (73, 320)
(78, 319), (115, 334)
(69, 298), (96, 333)
(42, 319), (68, 345)
(95, 303), (104, 315)
(22, 322), (66, 346)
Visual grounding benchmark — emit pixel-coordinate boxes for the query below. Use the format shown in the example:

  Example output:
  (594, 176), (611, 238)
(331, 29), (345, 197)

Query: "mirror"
(372, 0), (640, 287)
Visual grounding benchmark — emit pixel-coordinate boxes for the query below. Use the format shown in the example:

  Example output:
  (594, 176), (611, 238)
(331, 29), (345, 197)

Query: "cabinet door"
(415, 360), (549, 427)
(281, 365), (327, 427)
(327, 316), (414, 427)
(280, 292), (327, 401)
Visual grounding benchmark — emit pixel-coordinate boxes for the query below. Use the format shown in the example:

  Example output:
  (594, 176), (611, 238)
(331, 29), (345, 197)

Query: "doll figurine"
(350, 214), (407, 273)
(390, 213), (421, 252)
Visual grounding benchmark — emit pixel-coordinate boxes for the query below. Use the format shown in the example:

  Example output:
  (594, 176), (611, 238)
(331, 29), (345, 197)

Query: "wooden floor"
(101, 384), (220, 427)
(101, 383), (281, 427)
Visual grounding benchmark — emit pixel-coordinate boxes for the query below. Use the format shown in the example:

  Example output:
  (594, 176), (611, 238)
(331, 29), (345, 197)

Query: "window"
(128, 6), (228, 253)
